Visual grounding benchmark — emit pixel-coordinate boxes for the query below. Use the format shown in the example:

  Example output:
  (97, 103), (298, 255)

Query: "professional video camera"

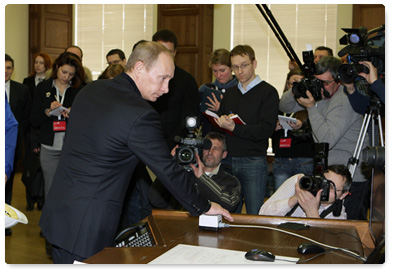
(292, 50), (324, 101)
(174, 116), (211, 172)
(298, 143), (331, 201)
(338, 25), (385, 83)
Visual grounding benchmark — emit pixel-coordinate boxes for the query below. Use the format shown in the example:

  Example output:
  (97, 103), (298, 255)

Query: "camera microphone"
(174, 135), (182, 144)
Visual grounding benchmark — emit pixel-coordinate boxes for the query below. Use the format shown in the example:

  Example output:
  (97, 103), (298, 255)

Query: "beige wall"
(4, 4), (352, 83)
(5, 4), (29, 83)
(212, 4), (353, 55)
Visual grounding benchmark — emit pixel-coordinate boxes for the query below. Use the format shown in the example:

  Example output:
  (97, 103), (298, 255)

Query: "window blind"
(75, 4), (154, 80)
(232, 4), (337, 96)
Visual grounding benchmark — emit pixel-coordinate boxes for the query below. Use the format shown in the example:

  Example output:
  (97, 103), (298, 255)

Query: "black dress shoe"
(5, 228), (12, 236)
(37, 203), (44, 210)
(26, 204), (34, 211)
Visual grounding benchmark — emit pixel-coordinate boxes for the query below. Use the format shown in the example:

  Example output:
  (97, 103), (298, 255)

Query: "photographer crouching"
(259, 164), (351, 219)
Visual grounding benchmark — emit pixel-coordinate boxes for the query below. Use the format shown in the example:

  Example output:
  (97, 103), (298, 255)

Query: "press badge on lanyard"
(52, 88), (67, 132)
(279, 138), (292, 148)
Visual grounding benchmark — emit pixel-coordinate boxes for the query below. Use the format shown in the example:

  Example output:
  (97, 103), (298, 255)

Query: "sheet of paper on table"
(148, 244), (299, 264)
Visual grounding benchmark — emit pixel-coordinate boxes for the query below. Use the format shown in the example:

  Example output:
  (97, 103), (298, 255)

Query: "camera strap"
(285, 204), (299, 217)
(319, 199), (343, 218)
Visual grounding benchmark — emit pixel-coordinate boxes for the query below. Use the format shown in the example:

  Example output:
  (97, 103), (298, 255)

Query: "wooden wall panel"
(353, 4), (385, 32)
(28, 4), (72, 73)
(157, 4), (213, 86)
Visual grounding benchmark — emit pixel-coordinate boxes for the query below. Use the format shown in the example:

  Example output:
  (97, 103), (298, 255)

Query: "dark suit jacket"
(8, 80), (31, 159)
(23, 75), (36, 102)
(150, 65), (199, 149)
(39, 73), (210, 258)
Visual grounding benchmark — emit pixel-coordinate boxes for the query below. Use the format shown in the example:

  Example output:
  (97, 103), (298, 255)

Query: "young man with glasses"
(279, 56), (369, 220)
(215, 45), (279, 215)
(106, 48), (127, 67)
(259, 164), (351, 219)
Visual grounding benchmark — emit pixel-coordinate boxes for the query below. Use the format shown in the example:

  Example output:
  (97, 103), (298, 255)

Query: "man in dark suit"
(5, 54), (31, 215)
(152, 29), (200, 150)
(39, 41), (233, 264)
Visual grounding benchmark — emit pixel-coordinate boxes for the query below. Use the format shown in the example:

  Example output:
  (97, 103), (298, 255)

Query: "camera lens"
(338, 63), (369, 83)
(178, 147), (194, 163)
(299, 176), (316, 191)
(362, 146), (385, 167)
(292, 79), (309, 99)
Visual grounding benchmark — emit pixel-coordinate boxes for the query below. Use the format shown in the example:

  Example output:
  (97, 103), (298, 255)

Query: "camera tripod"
(348, 95), (384, 178)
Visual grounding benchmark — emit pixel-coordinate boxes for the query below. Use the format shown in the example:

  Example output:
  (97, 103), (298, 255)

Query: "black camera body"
(299, 143), (330, 201)
(338, 25), (385, 83)
(292, 77), (323, 101)
(174, 116), (211, 172)
(175, 136), (207, 172)
(299, 175), (330, 202)
(292, 50), (324, 102)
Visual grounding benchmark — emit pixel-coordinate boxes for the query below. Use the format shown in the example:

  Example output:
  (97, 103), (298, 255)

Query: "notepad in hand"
(278, 115), (297, 130)
(204, 110), (245, 135)
(49, 106), (70, 116)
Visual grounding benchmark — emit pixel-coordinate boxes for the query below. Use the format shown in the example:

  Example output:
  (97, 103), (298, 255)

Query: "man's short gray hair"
(125, 41), (174, 72)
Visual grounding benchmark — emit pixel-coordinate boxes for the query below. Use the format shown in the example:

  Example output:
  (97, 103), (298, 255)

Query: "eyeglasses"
(231, 63), (251, 71)
(320, 79), (335, 86)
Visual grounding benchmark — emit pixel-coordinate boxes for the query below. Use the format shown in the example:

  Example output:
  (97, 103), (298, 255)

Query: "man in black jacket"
(151, 29), (200, 150)
(216, 45), (279, 215)
(39, 41), (233, 264)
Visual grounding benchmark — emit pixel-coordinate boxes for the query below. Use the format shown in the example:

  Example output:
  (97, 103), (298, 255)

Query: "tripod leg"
(349, 112), (371, 178)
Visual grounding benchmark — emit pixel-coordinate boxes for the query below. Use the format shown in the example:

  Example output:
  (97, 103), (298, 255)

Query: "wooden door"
(28, 4), (72, 72)
(353, 4), (385, 33)
(157, 4), (214, 86)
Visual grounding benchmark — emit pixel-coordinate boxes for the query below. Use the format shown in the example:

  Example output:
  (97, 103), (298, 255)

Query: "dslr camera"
(298, 143), (330, 201)
(338, 25), (385, 83)
(292, 50), (324, 101)
(174, 116), (211, 172)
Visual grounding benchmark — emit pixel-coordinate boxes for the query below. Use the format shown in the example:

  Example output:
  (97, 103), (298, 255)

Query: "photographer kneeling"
(149, 132), (241, 212)
(259, 165), (351, 219)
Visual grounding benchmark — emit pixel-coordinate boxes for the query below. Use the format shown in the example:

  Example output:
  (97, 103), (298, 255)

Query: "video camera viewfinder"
(338, 25), (385, 83)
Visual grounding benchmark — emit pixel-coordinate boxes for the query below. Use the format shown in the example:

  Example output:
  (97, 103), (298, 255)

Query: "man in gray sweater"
(279, 56), (369, 220)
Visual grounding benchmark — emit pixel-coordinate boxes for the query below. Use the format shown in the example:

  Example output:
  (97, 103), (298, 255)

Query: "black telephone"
(114, 221), (156, 247)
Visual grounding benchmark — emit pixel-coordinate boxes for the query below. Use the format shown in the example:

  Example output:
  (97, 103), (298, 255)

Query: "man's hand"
(358, 61), (378, 84)
(215, 115), (235, 132)
(295, 182), (321, 218)
(190, 152), (204, 178)
(296, 91), (316, 108)
(170, 145), (179, 157)
(205, 201), (234, 222)
(288, 119), (302, 130)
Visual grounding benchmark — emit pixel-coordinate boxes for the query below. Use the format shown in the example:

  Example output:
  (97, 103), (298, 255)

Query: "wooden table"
(84, 209), (371, 264)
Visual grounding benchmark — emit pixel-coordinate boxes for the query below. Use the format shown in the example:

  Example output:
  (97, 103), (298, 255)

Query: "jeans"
(272, 157), (314, 190)
(223, 156), (267, 215)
